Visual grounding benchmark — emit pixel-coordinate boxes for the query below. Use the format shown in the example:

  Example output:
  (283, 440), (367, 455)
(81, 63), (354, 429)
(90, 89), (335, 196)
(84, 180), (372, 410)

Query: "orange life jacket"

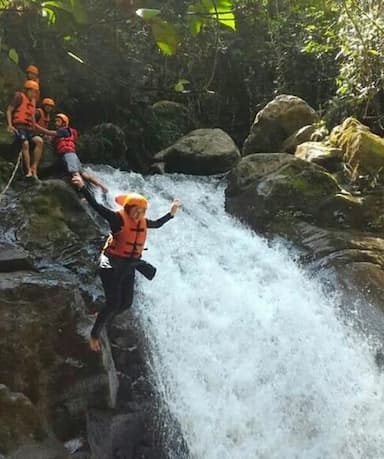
(103, 209), (147, 259)
(35, 107), (50, 129)
(12, 92), (36, 128)
(54, 128), (77, 154)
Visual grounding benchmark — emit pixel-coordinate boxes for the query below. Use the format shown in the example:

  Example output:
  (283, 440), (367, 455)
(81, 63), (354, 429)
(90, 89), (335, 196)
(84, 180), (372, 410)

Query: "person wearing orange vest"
(6, 80), (44, 178)
(42, 113), (108, 192)
(35, 97), (55, 129)
(71, 173), (182, 352)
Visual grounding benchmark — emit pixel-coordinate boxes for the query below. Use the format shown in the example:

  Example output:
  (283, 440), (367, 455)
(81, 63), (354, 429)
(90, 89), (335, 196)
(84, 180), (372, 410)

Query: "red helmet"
(42, 97), (55, 107)
(55, 113), (70, 127)
(115, 193), (148, 209)
(26, 65), (39, 76)
(24, 80), (39, 91)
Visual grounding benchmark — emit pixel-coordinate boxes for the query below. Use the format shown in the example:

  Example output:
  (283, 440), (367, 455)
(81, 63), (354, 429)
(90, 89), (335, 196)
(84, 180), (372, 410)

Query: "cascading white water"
(91, 167), (384, 459)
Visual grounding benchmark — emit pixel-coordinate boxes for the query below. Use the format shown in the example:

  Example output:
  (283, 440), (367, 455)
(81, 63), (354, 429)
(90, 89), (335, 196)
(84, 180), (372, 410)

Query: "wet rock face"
(225, 150), (384, 314)
(151, 128), (241, 175)
(242, 95), (319, 155)
(0, 384), (45, 454)
(0, 272), (111, 446)
(0, 177), (180, 457)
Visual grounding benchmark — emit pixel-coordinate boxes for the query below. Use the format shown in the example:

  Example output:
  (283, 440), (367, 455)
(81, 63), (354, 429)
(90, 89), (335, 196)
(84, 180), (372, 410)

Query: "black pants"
(91, 266), (135, 338)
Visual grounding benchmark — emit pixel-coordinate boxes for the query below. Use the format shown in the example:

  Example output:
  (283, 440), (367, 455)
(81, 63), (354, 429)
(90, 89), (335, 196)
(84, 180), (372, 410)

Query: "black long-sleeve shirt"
(81, 186), (173, 233)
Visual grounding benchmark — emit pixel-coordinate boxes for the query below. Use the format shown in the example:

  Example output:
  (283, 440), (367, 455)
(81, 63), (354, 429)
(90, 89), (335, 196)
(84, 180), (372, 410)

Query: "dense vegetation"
(1, 0), (384, 161)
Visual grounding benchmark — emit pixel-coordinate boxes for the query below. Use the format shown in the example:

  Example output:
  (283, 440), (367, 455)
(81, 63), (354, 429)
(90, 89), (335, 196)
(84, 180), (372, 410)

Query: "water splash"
(91, 167), (384, 459)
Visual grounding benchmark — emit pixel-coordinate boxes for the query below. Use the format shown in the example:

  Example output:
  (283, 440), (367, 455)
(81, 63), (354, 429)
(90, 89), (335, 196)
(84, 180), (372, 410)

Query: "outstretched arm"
(146, 199), (182, 228)
(34, 125), (56, 136)
(72, 174), (122, 230)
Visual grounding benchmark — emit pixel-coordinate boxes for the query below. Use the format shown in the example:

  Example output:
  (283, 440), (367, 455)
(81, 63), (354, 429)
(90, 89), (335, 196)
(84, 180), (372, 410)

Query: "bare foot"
(89, 337), (101, 352)
(101, 185), (109, 193)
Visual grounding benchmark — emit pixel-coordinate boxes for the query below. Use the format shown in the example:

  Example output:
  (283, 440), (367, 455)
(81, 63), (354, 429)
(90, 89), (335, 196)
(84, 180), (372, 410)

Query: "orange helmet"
(55, 113), (70, 127)
(26, 65), (39, 76)
(115, 193), (148, 209)
(42, 97), (55, 107)
(24, 80), (40, 90)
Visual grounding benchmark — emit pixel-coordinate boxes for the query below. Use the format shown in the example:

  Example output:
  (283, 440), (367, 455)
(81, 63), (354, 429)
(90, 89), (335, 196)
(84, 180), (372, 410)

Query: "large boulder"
(242, 95), (319, 155)
(295, 141), (343, 172)
(151, 128), (240, 175)
(226, 153), (340, 233)
(330, 117), (384, 182)
(0, 271), (113, 454)
(281, 124), (316, 154)
(2, 180), (105, 274)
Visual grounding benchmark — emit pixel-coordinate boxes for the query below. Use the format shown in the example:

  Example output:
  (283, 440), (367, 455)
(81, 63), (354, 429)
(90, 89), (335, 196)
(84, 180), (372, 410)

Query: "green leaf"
(213, 9), (235, 30)
(42, 1), (72, 14)
(152, 20), (180, 56)
(174, 79), (190, 92)
(187, 3), (206, 35)
(199, 0), (236, 31)
(8, 48), (19, 64)
(43, 0), (87, 24)
(136, 8), (161, 20)
(42, 7), (57, 24)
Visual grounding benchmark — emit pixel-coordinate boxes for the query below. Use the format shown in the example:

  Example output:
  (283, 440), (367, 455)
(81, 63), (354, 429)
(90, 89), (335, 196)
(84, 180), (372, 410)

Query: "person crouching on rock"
(43, 113), (108, 193)
(71, 173), (182, 352)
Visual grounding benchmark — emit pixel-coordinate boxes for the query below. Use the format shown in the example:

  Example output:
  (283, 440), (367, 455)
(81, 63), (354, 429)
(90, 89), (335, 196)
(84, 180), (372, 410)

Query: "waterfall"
(90, 166), (384, 459)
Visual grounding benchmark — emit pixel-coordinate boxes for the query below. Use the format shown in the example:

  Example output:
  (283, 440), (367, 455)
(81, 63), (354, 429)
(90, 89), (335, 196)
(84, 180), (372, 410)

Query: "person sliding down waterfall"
(72, 174), (182, 352)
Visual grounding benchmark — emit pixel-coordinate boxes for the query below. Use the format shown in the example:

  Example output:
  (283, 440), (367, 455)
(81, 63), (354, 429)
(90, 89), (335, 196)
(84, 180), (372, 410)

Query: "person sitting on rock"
(6, 79), (44, 179)
(43, 113), (108, 193)
(35, 97), (55, 129)
(71, 173), (182, 352)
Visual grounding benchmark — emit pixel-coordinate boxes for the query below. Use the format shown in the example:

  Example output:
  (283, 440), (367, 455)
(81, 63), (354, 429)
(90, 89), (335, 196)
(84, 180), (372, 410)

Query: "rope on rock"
(0, 151), (22, 202)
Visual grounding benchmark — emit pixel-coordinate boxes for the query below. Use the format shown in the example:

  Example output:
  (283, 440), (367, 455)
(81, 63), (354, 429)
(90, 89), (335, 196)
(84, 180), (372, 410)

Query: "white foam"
(92, 168), (384, 459)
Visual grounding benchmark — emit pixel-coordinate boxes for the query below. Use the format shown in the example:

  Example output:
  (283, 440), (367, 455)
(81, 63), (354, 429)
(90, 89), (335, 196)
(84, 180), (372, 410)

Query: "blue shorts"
(14, 126), (35, 143)
(61, 152), (82, 174)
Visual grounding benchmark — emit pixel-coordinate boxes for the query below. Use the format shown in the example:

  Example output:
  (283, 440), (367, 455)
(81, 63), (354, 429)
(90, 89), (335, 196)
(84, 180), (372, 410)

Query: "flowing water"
(91, 167), (384, 459)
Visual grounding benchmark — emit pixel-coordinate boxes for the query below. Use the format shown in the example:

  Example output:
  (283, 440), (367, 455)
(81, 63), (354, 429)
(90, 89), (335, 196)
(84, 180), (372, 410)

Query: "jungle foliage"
(1, 0), (384, 158)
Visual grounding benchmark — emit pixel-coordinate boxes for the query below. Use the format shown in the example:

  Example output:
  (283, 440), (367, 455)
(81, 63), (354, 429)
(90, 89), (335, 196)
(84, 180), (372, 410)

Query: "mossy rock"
(330, 117), (384, 181)
(226, 153), (341, 233)
(295, 141), (343, 172)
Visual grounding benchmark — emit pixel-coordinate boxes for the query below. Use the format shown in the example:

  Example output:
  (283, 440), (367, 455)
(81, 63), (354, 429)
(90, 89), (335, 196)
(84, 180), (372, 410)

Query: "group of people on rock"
(5, 64), (107, 191)
(4, 64), (182, 353)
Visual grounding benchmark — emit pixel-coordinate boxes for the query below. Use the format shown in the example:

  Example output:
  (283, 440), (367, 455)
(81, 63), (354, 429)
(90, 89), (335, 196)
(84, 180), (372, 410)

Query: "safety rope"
(0, 150), (22, 202)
